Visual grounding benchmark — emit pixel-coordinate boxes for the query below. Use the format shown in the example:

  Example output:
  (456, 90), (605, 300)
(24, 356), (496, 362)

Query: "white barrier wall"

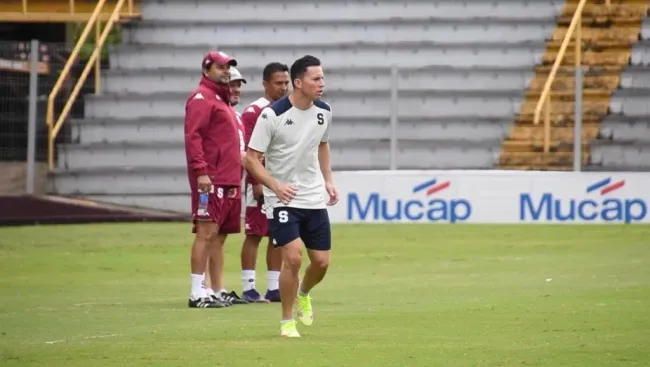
(326, 170), (650, 224)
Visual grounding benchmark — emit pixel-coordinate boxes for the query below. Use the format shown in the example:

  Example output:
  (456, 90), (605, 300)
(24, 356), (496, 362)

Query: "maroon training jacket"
(184, 76), (241, 187)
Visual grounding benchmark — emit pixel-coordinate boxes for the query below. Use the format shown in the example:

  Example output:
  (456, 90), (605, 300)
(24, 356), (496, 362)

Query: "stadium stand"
(501, 1), (649, 170)
(51, 0), (561, 212)
(590, 2), (650, 171)
(42, 0), (648, 212)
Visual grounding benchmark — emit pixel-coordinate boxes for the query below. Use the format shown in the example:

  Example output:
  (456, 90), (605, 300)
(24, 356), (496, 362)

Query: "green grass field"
(1, 223), (649, 366)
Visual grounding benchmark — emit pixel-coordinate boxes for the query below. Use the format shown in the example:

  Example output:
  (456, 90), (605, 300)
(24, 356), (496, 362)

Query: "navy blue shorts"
(268, 207), (331, 251)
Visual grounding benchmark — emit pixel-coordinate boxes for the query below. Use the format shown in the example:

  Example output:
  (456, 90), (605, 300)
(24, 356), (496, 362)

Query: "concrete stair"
(500, 1), (649, 170)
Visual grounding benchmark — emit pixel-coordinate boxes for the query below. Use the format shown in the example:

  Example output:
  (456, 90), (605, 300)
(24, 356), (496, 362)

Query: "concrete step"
(70, 116), (513, 144)
(519, 100), (610, 117)
(103, 66), (536, 95)
(499, 151), (590, 167)
(630, 40), (650, 65)
(80, 194), (191, 214)
(552, 26), (641, 43)
(498, 164), (576, 171)
(509, 125), (601, 143)
(84, 90), (525, 120)
(124, 19), (554, 46)
(502, 140), (590, 153)
(591, 141), (650, 169)
(599, 116), (650, 143)
(110, 41), (548, 70)
(544, 48), (631, 67)
(140, 0), (562, 22)
(620, 67), (650, 88)
(610, 88), (650, 116)
(529, 74), (620, 92)
(104, 65), (650, 95)
(51, 167), (191, 195)
(562, 3), (649, 18)
(56, 139), (502, 171)
(524, 89), (612, 100)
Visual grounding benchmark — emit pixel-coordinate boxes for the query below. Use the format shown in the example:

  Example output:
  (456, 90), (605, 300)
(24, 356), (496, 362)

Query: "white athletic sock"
(205, 288), (215, 297)
(191, 273), (205, 298)
(267, 271), (280, 291)
(242, 270), (256, 292)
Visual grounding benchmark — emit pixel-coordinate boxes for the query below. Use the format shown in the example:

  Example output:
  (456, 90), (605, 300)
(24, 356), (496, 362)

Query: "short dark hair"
(262, 62), (289, 82)
(290, 55), (321, 87)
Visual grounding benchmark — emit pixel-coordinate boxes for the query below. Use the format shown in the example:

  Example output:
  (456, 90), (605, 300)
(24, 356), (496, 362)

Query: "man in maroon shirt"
(239, 62), (290, 303)
(185, 50), (247, 308)
(203, 66), (248, 301)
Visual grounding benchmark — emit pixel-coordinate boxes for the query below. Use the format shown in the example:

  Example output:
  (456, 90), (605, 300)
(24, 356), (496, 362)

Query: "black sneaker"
(220, 290), (249, 305)
(210, 293), (232, 307)
(188, 296), (224, 308)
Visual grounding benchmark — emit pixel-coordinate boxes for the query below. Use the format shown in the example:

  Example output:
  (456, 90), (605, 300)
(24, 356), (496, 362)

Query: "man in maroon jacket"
(185, 50), (247, 308)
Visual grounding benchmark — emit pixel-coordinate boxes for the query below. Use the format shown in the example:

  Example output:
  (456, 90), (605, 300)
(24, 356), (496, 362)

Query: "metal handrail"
(533, 0), (610, 153)
(45, 0), (132, 170)
(12, 0), (136, 23)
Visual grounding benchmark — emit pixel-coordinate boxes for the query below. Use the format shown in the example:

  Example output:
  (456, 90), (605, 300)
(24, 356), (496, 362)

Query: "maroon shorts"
(244, 183), (269, 237)
(191, 186), (241, 234)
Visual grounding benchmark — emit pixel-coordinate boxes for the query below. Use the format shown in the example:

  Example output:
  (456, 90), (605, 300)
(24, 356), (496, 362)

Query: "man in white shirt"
(244, 55), (339, 338)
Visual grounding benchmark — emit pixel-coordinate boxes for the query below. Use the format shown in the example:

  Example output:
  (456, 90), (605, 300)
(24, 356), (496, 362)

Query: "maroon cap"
(202, 51), (237, 69)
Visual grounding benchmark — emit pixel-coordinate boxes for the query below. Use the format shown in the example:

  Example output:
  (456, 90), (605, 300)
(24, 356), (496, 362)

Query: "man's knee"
(282, 240), (303, 271)
(309, 250), (330, 271)
(195, 221), (216, 239)
(210, 233), (227, 247)
(244, 235), (262, 247)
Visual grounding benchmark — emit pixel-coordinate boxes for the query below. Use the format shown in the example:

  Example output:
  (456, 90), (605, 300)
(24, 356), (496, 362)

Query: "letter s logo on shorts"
(217, 187), (224, 199)
(278, 210), (289, 223)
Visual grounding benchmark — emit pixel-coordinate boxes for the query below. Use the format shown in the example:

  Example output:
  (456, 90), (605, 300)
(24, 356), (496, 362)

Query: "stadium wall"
(327, 170), (650, 224)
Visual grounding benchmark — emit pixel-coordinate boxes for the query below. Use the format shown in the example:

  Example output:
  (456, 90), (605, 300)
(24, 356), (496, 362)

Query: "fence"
(0, 40), (99, 195)
(327, 170), (650, 224)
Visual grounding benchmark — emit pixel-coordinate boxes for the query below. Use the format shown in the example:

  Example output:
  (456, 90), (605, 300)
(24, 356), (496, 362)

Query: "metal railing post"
(95, 21), (102, 94)
(27, 39), (39, 194)
(389, 65), (398, 170)
(574, 66), (583, 172)
(574, 12), (583, 172)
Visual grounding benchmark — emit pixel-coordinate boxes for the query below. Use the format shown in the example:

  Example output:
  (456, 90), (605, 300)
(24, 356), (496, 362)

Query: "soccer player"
(202, 65), (250, 307)
(239, 62), (291, 304)
(184, 50), (247, 308)
(244, 55), (339, 337)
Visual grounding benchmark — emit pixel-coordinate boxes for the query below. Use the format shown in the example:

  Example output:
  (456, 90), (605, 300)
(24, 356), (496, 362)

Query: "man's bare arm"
(318, 142), (333, 184)
(244, 148), (279, 192)
(245, 148), (297, 204)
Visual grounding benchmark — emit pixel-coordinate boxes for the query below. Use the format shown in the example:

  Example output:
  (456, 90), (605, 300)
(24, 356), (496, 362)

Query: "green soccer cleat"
(296, 293), (314, 326)
(280, 319), (300, 338)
